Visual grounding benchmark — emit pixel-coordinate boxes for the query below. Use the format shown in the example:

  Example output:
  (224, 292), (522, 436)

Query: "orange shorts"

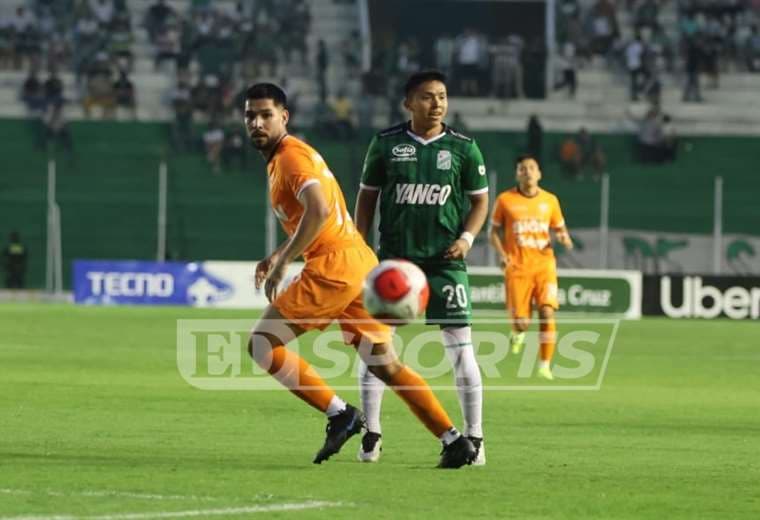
(274, 244), (392, 346)
(505, 266), (559, 319)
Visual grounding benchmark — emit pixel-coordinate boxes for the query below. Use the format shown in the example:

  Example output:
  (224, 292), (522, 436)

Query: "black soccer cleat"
(357, 431), (383, 462)
(467, 436), (486, 465)
(313, 404), (365, 464)
(437, 435), (477, 469)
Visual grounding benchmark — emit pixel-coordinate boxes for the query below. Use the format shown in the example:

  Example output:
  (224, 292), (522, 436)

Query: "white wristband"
(459, 231), (474, 247)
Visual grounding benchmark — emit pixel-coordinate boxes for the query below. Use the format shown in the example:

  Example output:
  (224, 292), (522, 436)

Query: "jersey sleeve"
(490, 196), (505, 228)
(280, 148), (321, 201)
(461, 141), (488, 195)
(550, 194), (566, 229)
(360, 136), (385, 191)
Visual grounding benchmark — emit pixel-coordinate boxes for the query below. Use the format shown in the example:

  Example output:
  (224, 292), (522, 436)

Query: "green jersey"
(360, 122), (488, 265)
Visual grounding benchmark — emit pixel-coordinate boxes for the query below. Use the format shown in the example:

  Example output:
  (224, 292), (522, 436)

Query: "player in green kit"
(354, 70), (489, 464)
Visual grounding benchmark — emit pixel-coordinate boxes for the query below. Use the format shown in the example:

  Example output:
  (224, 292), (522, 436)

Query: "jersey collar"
(266, 133), (289, 165)
(515, 186), (541, 199)
(406, 121), (447, 146)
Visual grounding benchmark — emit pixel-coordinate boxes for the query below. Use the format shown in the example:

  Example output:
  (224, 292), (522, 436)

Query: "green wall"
(1, 118), (757, 289)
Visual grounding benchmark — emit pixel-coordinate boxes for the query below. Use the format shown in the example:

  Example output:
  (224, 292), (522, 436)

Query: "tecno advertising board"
(73, 260), (304, 308)
(73, 260), (641, 318)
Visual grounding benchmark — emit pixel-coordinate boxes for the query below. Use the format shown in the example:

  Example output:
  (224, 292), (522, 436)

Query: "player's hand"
(500, 256), (509, 270)
(254, 252), (281, 290)
(264, 260), (287, 302)
(444, 238), (471, 260)
(254, 260), (269, 290)
(557, 232), (574, 250)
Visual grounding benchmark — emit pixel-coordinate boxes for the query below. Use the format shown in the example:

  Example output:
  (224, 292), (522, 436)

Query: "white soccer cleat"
(468, 437), (486, 466)
(510, 332), (526, 355)
(357, 431), (382, 462)
(537, 366), (554, 381)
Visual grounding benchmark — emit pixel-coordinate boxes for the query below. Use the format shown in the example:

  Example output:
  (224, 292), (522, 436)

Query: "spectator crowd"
(368, 27), (540, 100)
(556, 0), (760, 104)
(2, 0), (758, 175)
(3, 0), (313, 172)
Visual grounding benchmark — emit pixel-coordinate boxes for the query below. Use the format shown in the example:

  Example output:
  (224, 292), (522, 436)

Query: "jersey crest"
(436, 150), (452, 170)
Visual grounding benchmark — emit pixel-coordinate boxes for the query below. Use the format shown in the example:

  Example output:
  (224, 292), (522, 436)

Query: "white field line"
(0, 500), (344, 520)
(0, 491), (219, 502)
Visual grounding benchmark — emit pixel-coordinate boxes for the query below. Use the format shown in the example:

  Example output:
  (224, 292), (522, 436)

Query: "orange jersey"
(491, 187), (566, 273)
(267, 135), (362, 260)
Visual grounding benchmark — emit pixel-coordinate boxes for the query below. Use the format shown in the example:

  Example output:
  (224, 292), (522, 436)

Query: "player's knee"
(367, 358), (402, 383)
(538, 306), (555, 320)
(248, 333), (273, 364)
(359, 341), (401, 381)
(514, 318), (530, 332)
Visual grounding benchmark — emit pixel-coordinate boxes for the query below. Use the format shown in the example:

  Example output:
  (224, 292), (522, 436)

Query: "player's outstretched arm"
(264, 184), (329, 301)
(354, 187), (379, 240)
(254, 241), (289, 290)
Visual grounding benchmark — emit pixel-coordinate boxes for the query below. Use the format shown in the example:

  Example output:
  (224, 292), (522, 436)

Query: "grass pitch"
(1, 303), (759, 519)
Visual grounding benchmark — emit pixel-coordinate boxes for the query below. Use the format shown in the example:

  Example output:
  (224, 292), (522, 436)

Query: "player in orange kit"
(244, 83), (476, 467)
(489, 155), (573, 380)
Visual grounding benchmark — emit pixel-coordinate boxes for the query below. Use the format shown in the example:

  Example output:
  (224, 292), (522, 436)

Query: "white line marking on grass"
(0, 501), (344, 520)
(0, 490), (217, 502)
(63, 492), (217, 502)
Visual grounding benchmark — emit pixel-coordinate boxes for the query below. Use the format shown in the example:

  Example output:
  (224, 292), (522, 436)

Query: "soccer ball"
(363, 259), (430, 324)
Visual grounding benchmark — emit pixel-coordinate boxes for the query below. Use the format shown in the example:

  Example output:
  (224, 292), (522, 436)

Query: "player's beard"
(250, 130), (287, 156)
(250, 134), (270, 150)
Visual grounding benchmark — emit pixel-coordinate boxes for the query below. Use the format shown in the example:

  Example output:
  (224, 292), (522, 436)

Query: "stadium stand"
(0, 0), (361, 122)
(0, 0), (758, 288)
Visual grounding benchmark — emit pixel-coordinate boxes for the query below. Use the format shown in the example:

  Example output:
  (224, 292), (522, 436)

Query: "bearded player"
(244, 82), (476, 468)
(489, 154), (573, 381)
(354, 71), (489, 464)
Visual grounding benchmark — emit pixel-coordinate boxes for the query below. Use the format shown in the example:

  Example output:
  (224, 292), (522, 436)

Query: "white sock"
(442, 326), (483, 439)
(325, 395), (347, 418)
(439, 427), (461, 446)
(358, 359), (385, 434)
(539, 360), (550, 370)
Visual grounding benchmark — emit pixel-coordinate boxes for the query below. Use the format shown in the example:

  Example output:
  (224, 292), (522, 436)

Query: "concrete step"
(0, 69), (172, 92)
(568, 87), (760, 104)
(365, 111), (760, 136)
(578, 70), (760, 90)
(569, 85), (760, 105)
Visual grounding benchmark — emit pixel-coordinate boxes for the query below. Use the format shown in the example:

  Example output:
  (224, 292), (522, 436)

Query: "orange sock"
(539, 319), (557, 362)
(260, 344), (335, 413)
(387, 365), (454, 437)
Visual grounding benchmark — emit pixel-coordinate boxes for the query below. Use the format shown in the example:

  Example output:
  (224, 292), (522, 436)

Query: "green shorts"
(422, 265), (472, 327)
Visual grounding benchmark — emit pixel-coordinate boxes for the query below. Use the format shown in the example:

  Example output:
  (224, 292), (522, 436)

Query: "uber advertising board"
(643, 275), (760, 320)
(468, 267), (642, 319)
(73, 260), (304, 308)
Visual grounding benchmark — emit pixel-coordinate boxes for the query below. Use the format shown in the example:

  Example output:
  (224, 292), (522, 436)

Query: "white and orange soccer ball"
(363, 259), (430, 324)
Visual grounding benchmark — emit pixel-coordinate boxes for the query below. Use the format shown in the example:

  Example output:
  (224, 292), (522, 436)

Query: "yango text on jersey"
(394, 183), (452, 205)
